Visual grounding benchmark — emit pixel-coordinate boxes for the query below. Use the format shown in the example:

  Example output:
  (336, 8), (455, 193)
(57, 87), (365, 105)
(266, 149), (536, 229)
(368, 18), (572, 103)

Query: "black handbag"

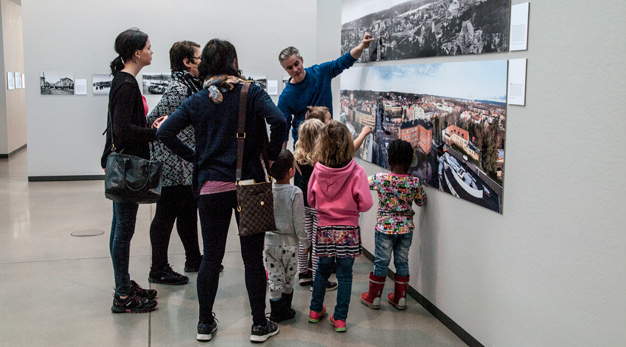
(103, 111), (163, 204)
(235, 83), (277, 236)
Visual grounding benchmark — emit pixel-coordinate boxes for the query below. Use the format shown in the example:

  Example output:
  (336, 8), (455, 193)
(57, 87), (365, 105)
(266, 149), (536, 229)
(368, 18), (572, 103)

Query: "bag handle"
(236, 83), (250, 181)
(103, 109), (117, 152)
(121, 156), (155, 192)
(235, 83), (271, 182)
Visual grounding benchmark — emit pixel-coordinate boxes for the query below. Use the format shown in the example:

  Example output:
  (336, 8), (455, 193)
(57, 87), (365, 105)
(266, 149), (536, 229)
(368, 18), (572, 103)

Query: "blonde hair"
(305, 106), (329, 123)
(294, 119), (324, 165)
(311, 120), (355, 168)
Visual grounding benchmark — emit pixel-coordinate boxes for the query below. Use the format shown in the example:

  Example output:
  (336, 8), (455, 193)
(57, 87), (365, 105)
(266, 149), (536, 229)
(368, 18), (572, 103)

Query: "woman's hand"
(152, 116), (168, 129)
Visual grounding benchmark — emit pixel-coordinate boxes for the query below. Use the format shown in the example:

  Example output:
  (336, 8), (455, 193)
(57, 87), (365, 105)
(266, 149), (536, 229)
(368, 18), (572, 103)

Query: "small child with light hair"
(293, 119), (337, 290)
(307, 120), (374, 332)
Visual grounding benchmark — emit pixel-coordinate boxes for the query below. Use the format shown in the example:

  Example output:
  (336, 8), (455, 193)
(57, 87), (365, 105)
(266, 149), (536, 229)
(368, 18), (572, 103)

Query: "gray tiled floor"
(0, 149), (467, 346)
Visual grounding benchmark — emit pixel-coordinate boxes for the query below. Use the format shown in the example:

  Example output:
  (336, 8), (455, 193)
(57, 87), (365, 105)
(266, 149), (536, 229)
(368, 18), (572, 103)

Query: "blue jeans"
(109, 201), (139, 296)
(310, 256), (355, 321)
(373, 232), (413, 278)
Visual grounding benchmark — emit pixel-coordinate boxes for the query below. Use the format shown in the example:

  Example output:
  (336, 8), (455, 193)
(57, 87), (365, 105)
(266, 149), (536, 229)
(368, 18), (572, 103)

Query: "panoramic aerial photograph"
(341, 0), (511, 61)
(340, 60), (508, 213)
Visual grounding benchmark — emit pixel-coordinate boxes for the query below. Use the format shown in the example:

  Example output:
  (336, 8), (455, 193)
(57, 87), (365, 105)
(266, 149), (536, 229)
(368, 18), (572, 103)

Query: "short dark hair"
(110, 28), (149, 74)
(388, 139), (414, 168)
(198, 39), (241, 81)
(270, 149), (295, 181)
(170, 41), (200, 72)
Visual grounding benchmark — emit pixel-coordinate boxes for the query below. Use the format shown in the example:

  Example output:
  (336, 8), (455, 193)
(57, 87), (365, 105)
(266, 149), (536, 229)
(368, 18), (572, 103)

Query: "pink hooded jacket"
(307, 159), (374, 227)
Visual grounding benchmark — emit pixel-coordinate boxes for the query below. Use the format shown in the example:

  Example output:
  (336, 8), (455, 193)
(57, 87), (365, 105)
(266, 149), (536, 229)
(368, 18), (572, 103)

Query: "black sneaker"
(197, 320), (218, 341)
(250, 320), (279, 343)
(111, 293), (157, 313)
(310, 280), (338, 292)
(299, 271), (313, 286)
(149, 266), (189, 285)
(130, 280), (157, 299)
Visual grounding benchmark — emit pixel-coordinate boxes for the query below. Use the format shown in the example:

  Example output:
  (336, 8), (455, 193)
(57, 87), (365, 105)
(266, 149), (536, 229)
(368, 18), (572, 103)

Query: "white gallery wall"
(22, 0), (317, 177)
(21, 0), (626, 346)
(318, 0), (626, 346)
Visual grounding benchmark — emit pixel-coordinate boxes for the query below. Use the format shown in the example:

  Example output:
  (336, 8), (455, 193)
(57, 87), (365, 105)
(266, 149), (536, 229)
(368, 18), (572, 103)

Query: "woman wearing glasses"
(146, 41), (204, 285)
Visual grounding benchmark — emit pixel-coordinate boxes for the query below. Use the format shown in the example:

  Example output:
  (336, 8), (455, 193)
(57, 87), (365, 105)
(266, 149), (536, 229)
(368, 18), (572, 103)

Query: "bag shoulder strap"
(103, 108), (118, 152)
(236, 83), (251, 181)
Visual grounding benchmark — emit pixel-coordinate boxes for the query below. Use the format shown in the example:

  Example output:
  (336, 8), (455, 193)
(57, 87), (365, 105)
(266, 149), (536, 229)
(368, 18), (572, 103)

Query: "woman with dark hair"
(102, 28), (163, 313)
(157, 39), (286, 343)
(145, 41), (204, 286)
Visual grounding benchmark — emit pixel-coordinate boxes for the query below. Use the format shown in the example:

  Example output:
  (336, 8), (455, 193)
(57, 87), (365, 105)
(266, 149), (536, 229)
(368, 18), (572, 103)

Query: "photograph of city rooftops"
(340, 60), (508, 213)
(341, 0), (511, 62)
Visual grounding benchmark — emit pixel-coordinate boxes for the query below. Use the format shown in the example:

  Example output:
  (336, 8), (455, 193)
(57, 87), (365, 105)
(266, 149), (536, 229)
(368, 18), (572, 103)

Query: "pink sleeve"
(355, 167), (374, 212)
(307, 169), (317, 208)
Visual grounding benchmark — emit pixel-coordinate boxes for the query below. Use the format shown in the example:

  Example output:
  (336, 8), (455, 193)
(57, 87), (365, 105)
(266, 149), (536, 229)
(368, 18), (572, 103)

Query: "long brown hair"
(311, 120), (354, 168)
(294, 119), (324, 165)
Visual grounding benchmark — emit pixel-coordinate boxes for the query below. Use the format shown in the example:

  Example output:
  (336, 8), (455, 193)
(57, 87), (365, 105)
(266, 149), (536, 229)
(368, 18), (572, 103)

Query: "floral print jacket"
(369, 173), (427, 234)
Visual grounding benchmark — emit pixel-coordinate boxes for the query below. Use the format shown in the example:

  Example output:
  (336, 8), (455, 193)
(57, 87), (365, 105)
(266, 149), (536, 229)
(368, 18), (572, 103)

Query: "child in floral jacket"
(361, 139), (427, 310)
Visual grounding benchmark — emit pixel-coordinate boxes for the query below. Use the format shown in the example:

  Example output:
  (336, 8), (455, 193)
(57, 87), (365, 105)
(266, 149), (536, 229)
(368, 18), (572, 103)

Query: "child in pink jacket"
(307, 120), (374, 332)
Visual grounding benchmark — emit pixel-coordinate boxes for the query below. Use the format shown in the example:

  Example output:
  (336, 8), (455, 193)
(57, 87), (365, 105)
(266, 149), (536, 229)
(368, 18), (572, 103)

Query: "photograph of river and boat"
(340, 60), (508, 213)
(341, 0), (511, 62)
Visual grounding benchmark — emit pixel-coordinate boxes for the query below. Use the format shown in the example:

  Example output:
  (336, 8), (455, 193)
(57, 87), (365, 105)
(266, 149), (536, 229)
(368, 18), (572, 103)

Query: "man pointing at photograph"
(277, 32), (373, 148)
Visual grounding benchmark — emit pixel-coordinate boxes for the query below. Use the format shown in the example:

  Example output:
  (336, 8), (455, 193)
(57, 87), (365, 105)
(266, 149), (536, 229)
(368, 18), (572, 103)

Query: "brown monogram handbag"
(235, 83), (277, 236)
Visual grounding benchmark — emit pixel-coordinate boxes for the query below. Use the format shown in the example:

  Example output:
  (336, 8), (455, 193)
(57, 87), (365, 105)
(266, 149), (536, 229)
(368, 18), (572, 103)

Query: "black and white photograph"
(248, 75), (268, 92)
(142, 73), (172, 95)
(92, 74), (113, 95)
(40, 72), (74, 95)
(341, 0), (511, 62)
(282, 76), (290, 90)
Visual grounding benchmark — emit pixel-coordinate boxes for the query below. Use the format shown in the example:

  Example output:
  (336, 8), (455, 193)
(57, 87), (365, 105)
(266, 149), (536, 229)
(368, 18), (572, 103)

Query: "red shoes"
(360, 272), (386, 309)
(329, 314), (347, 332)
(361, 273), (410, 310)
(388, 274), (409, 310)
(308, 305), (326, 323)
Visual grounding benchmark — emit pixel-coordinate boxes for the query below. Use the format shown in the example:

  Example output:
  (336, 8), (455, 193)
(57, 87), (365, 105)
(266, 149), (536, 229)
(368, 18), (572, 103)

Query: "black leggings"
(197, 190), (267, 326)
(149, 185), (202, 272)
